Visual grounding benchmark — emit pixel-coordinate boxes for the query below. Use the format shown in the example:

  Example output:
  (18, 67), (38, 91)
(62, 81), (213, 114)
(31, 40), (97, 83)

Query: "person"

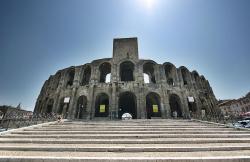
(57, 115), (62, 123)
(189, 110), (193, 119)
(173, 111), (177, 119)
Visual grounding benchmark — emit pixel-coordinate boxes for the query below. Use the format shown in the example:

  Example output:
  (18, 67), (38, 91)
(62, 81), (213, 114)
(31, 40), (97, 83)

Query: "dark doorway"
(57, 98), (64, 114)
(188, 97), (197, 113)
(118, 92), (137, 119)
(46, 99), (54, 114)
(66, 68), (75, 87)
(180, 67), (190, 86)
(75, 95), (87, 119)
(81, 65), (91, 86)
(95, 93), (109, 117)
(164, 63), (176, 86)
(120, 61), (134, 81)
(146, 92), (161, 119)
(169, 94), (183, 117)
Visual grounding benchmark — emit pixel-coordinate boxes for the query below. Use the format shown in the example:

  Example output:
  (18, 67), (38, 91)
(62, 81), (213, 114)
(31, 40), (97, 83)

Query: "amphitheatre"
(34, 37), (219, 120)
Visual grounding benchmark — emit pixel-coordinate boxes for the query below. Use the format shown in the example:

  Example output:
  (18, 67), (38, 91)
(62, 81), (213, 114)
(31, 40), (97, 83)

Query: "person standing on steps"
(57, 115), (62, 123)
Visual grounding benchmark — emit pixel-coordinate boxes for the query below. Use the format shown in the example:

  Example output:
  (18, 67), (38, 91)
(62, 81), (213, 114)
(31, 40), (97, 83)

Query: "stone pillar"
(111, 82), (118, 119)
(161, 88), (169, 118)
(139, 85), (146, 119)
(88, 85), (95, 120)
(154, 65), (161, 84)
(181, 92), (190, 119)
(68, 88), (77, 119)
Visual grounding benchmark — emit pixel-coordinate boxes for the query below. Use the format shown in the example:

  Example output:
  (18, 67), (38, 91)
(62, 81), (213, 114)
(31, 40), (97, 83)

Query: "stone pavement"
(0, 119), (250, 162)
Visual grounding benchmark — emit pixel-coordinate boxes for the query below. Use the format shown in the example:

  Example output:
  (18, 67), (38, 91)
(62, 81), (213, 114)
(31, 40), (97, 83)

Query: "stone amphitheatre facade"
(34, 37), (219, 120)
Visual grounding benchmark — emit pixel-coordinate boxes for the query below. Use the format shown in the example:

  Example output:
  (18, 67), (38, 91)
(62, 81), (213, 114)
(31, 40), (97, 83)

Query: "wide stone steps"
(3, 134), (250, 139)
(1, 138), (250, 144)
(1, 145), (250, 152)
(1, 151), (250, 162)
(0, 119), (250, 162)
(33, 128), (232, 131)
(10, 130), (250, 134)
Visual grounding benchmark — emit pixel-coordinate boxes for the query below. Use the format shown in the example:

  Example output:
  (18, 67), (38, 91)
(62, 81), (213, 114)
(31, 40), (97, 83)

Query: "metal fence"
(0, 112), (57, 132)
(191, 112), (244, 126)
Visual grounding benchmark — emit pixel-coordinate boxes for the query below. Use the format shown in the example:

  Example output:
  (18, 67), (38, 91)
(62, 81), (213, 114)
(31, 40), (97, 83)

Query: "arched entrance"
(46, 99), (54, 114)
(143, 62), (156, 83)
(66, 68), (75, 87)
(75, 95), (87, 119)
(95, 93), (109, 117)
(99, 62), (111, 83)
(187, 97), (197, 116)
(57, 98), (65, 114)
(118, 92), (137, 119)
(180, 66), (191, 86)
(58, 97), (70, 118)
(120, 61), (134, 81)
(164, 63), (176, 86)
(146, 92), (161, 119)
(81, 65), (91, 86)
(169, 94), (183, 117)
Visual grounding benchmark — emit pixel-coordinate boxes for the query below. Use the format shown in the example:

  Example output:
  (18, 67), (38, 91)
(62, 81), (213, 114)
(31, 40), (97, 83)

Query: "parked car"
(233, 117), (250, 128)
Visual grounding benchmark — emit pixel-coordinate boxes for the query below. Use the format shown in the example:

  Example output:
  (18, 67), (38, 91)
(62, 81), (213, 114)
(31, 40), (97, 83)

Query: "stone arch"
(169, 94), (183, 117)
(120, 61), (134, 81)
(75, 95), (87, 119)
(46, 99), (54, 114)
(146, 92), (162, 119)
(143, 62), (156, 83)
(66, 68), (75, 87)
(192, 71), (199, 82)
(81, 65), (91, 86)
(54, 72), (61, 88)
(99, 62), (111, 83)
(57, 97), (70, 118)
(180, 66), (191, 85)
(118, 91), (137, 119)
(187, 96), (198, 115)
(192, 71), (200, 89)
(200, 75), (208, 89)
(57, 98), (65, 114)
(95, 93), (109, 117)
(199, 97), (211, 115)
(35, 100), (42, 113)
(164, 62), (177, 86)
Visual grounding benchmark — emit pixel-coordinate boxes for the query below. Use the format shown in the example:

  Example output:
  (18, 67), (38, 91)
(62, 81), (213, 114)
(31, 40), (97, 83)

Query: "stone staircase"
(0, 119), (250, 162)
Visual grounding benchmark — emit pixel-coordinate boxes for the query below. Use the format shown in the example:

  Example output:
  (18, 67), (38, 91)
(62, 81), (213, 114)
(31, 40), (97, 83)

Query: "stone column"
(181, 92), (190, 119)
(68, 87), (77, 119)
(111, 82), (118, 119)
(139, 85), (146, 119)
(88, 85), (95, 120)
(160, 87), (168, 119)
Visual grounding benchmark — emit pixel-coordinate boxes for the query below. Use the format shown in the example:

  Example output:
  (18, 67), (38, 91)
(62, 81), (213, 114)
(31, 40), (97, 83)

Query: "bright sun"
(139, 0), (156, 10)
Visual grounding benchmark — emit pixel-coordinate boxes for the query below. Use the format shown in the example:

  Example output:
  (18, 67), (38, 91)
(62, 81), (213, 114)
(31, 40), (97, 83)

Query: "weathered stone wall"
(34, 37), (219, 120)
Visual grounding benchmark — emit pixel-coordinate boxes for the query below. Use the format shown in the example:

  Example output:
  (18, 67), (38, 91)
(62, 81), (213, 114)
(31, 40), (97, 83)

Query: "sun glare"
(146, 0), (154, 9)
(139, 0), (156, 10)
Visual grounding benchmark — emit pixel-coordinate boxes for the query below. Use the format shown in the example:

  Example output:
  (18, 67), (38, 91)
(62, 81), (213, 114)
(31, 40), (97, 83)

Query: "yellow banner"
(153, 105), (158, 113)
(100, 105), (105, 113)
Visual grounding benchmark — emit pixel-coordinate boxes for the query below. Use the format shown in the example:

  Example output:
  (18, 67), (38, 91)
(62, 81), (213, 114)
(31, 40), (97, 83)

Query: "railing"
(191, 113), (243, 126)
(0, 112), (57, 132)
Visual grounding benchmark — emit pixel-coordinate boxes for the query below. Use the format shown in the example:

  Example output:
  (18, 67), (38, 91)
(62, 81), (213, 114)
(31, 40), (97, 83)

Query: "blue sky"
(0, 0), (250, 111)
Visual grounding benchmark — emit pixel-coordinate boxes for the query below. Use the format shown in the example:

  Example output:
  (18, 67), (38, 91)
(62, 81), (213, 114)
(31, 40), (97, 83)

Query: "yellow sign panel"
(100, 105), (105, 113)
(153, 105), (158, 113)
